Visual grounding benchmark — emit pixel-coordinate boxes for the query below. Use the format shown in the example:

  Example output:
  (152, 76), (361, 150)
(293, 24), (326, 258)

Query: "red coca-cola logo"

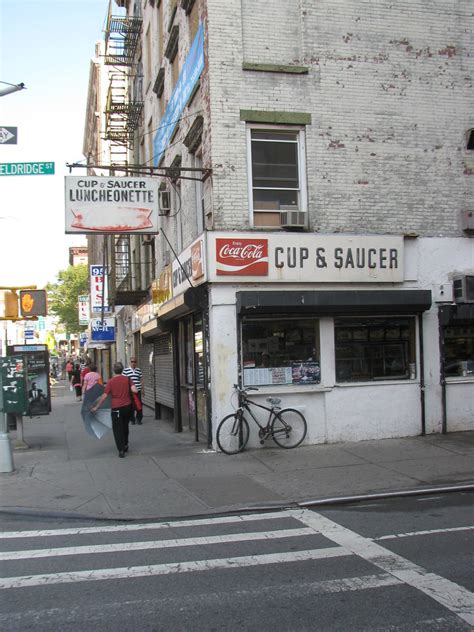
(216, 238), (268, 276)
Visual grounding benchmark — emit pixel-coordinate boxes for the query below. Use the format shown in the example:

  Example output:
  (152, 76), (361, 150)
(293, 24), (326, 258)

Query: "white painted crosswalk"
(1, 508), (473, 629)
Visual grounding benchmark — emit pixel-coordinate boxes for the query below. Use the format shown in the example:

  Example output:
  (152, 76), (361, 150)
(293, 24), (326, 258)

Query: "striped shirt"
(123, 366), (142, 391)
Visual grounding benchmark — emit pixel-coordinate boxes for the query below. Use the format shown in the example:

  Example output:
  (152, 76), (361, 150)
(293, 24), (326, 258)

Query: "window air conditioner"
(453, 275), (474, 303)
(159, 189), (171, 215)
(280, 210), (306, 229)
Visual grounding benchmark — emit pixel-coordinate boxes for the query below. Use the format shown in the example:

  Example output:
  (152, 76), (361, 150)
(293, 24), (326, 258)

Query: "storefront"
(134, 231), (472, 446)
(141, 237), (210, 441)
(206, 232), (473, 446)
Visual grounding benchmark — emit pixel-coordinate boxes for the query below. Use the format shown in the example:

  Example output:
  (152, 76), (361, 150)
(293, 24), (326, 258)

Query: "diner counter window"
(241, 316), (320, 387)
(335, 316), (416, 383)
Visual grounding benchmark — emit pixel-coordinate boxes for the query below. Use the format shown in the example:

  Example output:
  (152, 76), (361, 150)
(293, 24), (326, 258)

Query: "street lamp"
(0, 81), (26, 97)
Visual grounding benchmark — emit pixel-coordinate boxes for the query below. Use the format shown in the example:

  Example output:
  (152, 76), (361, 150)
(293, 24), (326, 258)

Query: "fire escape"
(103, 8), (151, 307)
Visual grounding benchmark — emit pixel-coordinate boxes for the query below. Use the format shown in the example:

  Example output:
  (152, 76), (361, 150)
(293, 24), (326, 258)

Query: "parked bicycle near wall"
(216, 384), (307, 455)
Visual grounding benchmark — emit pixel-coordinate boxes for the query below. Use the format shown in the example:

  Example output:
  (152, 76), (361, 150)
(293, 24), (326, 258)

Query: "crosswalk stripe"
(375, 525), (474, 541)
(0, 546), (351, 589)
(0, 527), (316, 561)
(298, 509), (474, 628)
(0, 510), (291, 540)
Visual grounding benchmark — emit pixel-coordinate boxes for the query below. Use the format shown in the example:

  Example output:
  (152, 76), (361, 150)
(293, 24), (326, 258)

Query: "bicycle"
(216, 384), (307, 455)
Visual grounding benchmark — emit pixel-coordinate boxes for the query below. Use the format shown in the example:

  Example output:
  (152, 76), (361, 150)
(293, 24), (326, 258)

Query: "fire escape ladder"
(104, 73), (143, 147)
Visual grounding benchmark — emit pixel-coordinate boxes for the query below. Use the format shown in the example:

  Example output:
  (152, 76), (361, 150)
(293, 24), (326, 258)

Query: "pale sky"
(0, 0), (111, 288)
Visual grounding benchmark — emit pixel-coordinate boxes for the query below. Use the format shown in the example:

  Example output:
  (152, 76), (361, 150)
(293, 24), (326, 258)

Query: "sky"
(0, 0), (112, 288)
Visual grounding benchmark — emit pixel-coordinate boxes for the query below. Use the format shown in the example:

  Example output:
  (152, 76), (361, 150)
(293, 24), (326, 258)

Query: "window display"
(335, 316), (416, 382)
(443, 324), (474, 377)
(241, 317), (320, 386)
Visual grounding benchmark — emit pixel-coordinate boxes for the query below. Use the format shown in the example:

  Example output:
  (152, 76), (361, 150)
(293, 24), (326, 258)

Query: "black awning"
(236, 289), (432, 315)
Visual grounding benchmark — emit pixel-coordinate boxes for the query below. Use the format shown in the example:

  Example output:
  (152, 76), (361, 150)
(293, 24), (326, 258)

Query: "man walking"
(123, 357), (143, 425)
(91, 362), (134, 458)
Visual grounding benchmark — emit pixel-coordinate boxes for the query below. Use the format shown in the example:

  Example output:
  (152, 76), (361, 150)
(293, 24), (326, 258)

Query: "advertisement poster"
(291, 362), (321, 384)
(8, 344), (51, 417)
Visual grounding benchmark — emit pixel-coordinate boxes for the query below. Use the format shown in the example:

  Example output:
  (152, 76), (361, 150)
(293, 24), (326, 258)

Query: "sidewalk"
(1, 382), (473, 521)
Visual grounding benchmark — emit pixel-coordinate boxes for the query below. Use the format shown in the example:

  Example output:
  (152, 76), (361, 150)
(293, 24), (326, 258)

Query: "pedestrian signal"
(3, 291), (19, 318)
(19, 290), (48, 317)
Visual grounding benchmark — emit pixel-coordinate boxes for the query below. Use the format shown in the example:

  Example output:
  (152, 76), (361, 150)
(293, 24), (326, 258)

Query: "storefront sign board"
(65, 176), (159, 234)
(172, 236), (206, 296)
(209, 233), (404, 283)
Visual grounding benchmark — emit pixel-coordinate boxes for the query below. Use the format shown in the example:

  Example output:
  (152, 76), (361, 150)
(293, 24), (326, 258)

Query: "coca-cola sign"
(216, 238), (268, 276)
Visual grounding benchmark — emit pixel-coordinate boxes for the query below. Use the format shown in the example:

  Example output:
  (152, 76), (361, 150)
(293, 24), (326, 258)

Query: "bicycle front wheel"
(216, 413), (250, 455)
(271, 408), (307, 449)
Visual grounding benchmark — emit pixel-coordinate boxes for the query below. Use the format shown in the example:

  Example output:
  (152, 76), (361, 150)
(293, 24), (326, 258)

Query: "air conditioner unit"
(159, 189), (171, 215)
(280, 210), (306, 229)
(453, 275), (474, 303)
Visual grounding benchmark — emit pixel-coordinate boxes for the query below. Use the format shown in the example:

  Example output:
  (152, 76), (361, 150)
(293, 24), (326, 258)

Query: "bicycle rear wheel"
(216, 413), (250, 454)
(271, 408), (307, 448)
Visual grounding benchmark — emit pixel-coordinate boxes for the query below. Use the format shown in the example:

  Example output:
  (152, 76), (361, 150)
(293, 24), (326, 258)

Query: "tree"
(46, 265), (88, 334)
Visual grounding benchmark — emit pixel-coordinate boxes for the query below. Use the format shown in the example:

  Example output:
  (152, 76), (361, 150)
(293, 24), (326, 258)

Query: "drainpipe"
(418, 313), (426, 436)
(438, 309), (448, 434)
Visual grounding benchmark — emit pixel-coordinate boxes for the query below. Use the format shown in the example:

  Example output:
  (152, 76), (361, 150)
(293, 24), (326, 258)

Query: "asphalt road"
(1, 491), (473, 631)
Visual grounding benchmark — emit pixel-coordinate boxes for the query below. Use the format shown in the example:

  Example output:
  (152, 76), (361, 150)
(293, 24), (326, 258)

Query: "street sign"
(0, 162), (55, 176)
(0, 127), (17, 145)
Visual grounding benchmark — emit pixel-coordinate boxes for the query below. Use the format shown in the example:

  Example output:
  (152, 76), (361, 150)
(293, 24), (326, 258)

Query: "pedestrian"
(71, 363), (82, 402)
(60, 357), (67, 380)
(123, 357), (143, 424)
(90, 361), (134, 458)
(82, 363), (102, 396)
(80, 360), (91, 387)
(66, 358), (74, 382)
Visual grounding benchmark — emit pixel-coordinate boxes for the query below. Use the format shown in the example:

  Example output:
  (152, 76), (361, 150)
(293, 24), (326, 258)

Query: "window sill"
(334, 379), (417, 387)
(246, 384), (332, 395)
(445, 376), (474, 384)
(242, 62), (309, 75)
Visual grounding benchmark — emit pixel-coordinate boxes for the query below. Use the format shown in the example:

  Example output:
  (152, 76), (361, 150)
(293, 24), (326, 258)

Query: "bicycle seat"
(266, 397), (281, 406)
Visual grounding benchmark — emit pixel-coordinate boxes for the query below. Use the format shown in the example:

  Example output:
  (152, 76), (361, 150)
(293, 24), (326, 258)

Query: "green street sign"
(0, 162), (55, 176)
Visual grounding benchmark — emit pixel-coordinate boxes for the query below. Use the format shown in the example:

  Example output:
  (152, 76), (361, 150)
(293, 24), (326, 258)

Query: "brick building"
(82, 0), (473, 446)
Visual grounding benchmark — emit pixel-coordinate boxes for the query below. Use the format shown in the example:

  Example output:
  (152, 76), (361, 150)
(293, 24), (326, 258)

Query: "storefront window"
(443, 324), (474, 377)
(335, 316), (416, 382)
(241, 317), (320, 386)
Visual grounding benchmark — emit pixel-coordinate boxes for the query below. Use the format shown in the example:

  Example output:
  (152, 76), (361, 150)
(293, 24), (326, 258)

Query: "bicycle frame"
(239, 395), (279, 439)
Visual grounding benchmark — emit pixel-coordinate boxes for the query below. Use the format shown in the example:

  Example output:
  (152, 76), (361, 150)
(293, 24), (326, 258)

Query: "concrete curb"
(1, 482), (472, 524)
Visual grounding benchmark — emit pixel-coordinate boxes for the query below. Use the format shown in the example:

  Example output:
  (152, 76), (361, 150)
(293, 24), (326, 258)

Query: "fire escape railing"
(104, 14), (142, 66)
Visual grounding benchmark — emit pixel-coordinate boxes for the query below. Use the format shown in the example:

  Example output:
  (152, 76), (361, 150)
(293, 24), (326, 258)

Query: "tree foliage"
(46, 265), (89, 334)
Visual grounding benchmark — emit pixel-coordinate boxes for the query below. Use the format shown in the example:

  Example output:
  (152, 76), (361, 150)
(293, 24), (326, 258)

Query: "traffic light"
(3, 291), (19, 318)
(19, 290), (48, 317)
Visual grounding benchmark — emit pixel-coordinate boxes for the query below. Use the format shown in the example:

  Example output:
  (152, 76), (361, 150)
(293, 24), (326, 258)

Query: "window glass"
(241, 317), (320, 387)
(250, 129), (300, 211)
(443, 325), (474, 377)
(184, 317), (193, 385)
(335, 317), (416, 382)
(194, 316), (204, 386)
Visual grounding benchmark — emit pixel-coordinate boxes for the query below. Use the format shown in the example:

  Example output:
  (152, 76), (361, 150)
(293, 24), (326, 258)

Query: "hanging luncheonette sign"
(65, 176), (159, 234)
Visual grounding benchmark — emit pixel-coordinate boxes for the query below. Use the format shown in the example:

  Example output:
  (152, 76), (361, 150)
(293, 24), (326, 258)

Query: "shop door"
(180, 314), (207, 440)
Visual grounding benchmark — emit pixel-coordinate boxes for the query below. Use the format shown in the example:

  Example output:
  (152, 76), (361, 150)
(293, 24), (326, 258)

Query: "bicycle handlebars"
(233, 384), (259, 392)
